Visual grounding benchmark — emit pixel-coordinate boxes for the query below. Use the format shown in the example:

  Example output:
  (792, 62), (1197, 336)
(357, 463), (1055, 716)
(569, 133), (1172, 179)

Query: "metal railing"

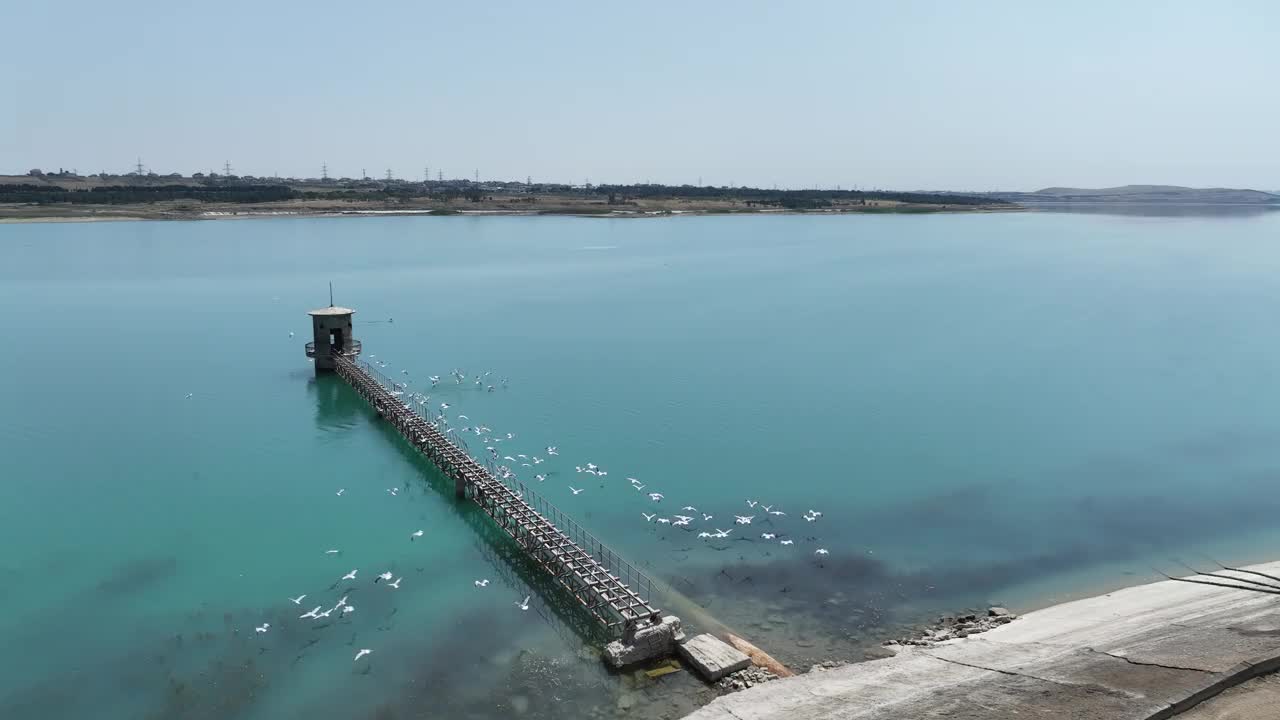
(305, 339), (363, 358)
(349, 355), (657, 611)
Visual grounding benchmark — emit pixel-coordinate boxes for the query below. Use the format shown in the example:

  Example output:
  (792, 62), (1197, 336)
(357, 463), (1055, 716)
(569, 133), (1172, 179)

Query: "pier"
(307, 305), (682, 665)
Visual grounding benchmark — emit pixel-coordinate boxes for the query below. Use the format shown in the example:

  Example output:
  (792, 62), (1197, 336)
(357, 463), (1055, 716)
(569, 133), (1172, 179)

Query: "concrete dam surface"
(685, 560), (1280, 720)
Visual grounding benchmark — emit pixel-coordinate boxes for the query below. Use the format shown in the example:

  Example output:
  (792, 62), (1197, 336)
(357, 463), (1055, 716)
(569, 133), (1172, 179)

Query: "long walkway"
(333, 354), (662, 636)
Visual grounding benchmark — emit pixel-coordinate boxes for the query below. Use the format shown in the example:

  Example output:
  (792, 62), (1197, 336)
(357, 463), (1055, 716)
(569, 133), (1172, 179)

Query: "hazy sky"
(4, 1), (1276, 190)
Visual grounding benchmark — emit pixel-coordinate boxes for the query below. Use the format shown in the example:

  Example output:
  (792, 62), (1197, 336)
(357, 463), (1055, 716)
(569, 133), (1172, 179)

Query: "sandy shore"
(686, 560), (1280, 720)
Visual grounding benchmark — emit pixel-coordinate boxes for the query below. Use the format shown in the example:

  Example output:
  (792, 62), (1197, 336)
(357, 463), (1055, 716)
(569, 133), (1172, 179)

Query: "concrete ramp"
(685, 561), (1280, 720)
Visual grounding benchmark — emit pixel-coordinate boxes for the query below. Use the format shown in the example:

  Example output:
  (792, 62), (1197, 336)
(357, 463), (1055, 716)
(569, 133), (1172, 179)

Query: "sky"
(3, 0), (1276, 191)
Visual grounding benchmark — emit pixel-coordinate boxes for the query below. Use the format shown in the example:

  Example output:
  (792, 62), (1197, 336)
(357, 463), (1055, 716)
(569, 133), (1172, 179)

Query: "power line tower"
(135, 157), (145, 175)
(474, 168), (479, 183)
(321, 162), (329, 181)
(437, 170), (442, 182)
(362, 168), (367, 180)
(526, 175), (532, 186)
(424, 166), (429, 183)
(385, 168), (393, 182)
(223, 160), (233, 176)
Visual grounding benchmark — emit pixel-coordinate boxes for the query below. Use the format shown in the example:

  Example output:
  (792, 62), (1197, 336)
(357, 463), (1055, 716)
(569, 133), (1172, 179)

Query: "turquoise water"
(4, 210), (1280, 719)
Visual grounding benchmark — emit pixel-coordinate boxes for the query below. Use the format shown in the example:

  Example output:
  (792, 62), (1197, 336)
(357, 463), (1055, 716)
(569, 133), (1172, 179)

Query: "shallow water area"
(4, 209), (1280, 719)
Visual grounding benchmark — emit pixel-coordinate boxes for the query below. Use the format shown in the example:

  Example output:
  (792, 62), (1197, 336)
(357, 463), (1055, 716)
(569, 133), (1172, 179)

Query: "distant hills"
(987, 184), (1280, 205)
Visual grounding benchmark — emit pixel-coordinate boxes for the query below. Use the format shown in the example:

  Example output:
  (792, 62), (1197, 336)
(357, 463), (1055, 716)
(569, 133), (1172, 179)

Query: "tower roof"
(307, 306), (356, 317)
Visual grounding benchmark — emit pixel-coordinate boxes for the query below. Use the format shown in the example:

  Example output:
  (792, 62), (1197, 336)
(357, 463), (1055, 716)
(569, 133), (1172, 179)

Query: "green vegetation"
(0, 183), (297, 204)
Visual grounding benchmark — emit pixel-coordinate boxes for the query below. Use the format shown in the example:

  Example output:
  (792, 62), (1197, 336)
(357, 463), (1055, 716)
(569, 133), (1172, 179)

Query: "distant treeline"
(0, 181), (999, 208)
(0, 184), (298, 204)
(591, 184), (996, 208)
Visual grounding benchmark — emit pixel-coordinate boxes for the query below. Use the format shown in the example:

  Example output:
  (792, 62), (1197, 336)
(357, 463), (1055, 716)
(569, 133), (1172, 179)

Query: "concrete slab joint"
(604, 615), (683, 669)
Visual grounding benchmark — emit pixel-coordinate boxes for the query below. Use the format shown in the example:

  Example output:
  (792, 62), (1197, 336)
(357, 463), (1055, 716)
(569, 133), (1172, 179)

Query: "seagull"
(325, 549), (341, 555)
(289, 331), (295, 338)
(474, 579), (490, 587)
(569, 486), (584, 495)
(503, 456), (516, 462)
(335, 595), (348, 608)
(714, 528), (733, 537)
(387, 488), (399, 496)
(682, 506), (697, 512)
(672, 518), (691, 526)
(763, 505), (773, 512)
(761, 533), (776, 540)
(441, 403), (450, 410)
(316, 608), (333, 619)
(255, 623), (270, 633)
(642, 512), (657, 522)
(586, 463), (598, 471)
(185, 393), (193, 399)
(633, 483), (646, 491)
(674, 515), (694, 523)
(342, 569), (358, 581)
(815, 548), (830, 556)
(458, 415), (469, 420)
(697, 532), (712, 538)
(746, 500), (758, 508)
(808, 510), (824, 518)
(517, 454), (528, 459)
(516, 595), (530, 611)
(656, 518), (671, 524)
(354, 648), (372, 662)
(648, 492), (664, 502)
(336, 488), (345, 496)
(410, 530), (424, 540)
(735, 515), (755, 525)
(402, 369), (409, 375)
(376, 571), (393, 583)
(628, 478), (641, 485)
(534, 474), (547, 482)
(289, 594), (307, 605)
(546, 446), (558, 456)
(780, 539), (795, 545)
(388, 577), (402, 589)
(702, 513), (714, 521)
(340, 605), (355, 615)
(769, 510), (786, 516)
(299, 605), (323, 619)
(506, 433), (514, 439)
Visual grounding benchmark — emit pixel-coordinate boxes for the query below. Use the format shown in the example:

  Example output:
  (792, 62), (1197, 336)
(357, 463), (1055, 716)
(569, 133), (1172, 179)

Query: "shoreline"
(0, 204), (1021, 224)
(686, 559), (1280, 720)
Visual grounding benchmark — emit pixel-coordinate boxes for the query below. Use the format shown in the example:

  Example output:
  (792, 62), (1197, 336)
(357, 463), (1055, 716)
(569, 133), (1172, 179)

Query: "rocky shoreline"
(885, 606), (1018, 647)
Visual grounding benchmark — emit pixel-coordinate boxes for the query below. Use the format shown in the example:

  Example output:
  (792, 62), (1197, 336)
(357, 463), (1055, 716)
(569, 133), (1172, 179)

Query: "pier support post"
(456, 473), (467, 499)
(604, 615), (684, 669)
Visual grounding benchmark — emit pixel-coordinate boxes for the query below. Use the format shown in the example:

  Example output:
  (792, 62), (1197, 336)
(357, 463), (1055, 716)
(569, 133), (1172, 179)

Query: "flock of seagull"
(372, 355), (834, 561)
(268, 350), (832, 666)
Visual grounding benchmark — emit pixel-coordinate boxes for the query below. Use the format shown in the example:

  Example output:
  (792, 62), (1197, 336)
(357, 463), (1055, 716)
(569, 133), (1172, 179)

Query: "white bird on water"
(516, 595), (530, 611)
(342, 569), (358, 581)
(354, 648), (372, 661)
(474, 579), (490, 587)
(340, 605), (355, 615)
(255, 623), (270, 633)
(761, 532), (776, 540)
(780, 539), (795, 546)
(815, 548), (830, 556)
(289, 594), (307, 605)
(569, 486), (585, 495)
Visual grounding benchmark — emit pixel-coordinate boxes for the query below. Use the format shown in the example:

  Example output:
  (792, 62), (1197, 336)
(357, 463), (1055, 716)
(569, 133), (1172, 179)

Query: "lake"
(4, 208), (1280, 719)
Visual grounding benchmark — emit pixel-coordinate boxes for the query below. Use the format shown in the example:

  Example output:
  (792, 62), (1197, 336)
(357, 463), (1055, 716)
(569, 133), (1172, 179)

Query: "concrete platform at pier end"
(684, 561), (1280, 720)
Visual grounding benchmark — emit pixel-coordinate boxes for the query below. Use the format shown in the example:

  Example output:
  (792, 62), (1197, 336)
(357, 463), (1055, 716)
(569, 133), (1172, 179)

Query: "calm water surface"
(4, 210), (1280, 719)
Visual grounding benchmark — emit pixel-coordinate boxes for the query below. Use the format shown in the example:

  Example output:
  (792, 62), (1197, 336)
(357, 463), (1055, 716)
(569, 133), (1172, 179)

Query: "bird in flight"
(325, 549), (341, 555)
(569, 486), (584, 495)
(354, 648), (372, 661)
(474, 579), (490, 587)
(336, 488), (345, 496)
(648, 492), (664, 502)
(815, 548), (830, 556)
(376, 571), (393, 583)
(642, 512), (656, 522)
(516, 595), (530, 611)
(289, 594), (307, 605)
(411, 530), (424, 540)
(299, 605), (323, 619)
(388, 577), (402, 589)
(255, 623), (270, 634)
(342, 569), (358, 581)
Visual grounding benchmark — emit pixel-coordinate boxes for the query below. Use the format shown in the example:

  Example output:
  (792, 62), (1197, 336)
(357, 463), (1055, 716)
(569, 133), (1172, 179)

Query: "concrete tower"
(305, 305), (361, 373)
